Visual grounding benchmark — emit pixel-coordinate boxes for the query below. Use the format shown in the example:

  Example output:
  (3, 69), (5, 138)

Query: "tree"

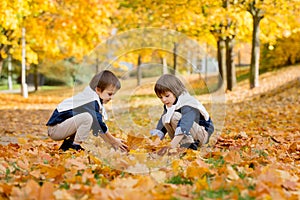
(203, 0), (243, 91)
(245, 0), (265, 88)
(1, 0), (118, 93)
(241, 0), (299, 88)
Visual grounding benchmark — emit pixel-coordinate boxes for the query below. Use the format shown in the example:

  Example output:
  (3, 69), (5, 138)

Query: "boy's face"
(159, 91), (176, 108)
(96, 85), (118, 104)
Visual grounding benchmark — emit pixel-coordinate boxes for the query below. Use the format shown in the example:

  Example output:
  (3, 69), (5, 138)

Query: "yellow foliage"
(194, 176), (209, 192)
(185, 159), (211, 180)
(172, 159), (183, 174)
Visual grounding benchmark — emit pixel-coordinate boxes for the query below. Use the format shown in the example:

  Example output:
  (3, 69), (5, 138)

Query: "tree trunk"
(161, 57), (168, 74)
(217, 38), (227, 90)
(21, 27), (28, 98)
(172, 42), (178, 75)
(8, 54), (13, 90)
(226, 37), (236, 91)
(250, 14), (262, 89)
(137, 54), (142, 86)
(33, 64), (39, 91)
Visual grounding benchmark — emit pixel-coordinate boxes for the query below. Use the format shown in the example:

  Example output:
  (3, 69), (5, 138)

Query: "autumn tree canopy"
(0, 0), (299, 89)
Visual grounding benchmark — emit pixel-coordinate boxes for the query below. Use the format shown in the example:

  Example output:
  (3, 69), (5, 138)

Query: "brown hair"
(89, 70), (121, 92)
(154, 74), (186, 98)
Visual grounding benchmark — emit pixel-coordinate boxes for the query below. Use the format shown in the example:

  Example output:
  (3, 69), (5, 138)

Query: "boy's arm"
(157, 134), (184, 156)
(100, 132), (128, 152)
(170, 134), (184, 148)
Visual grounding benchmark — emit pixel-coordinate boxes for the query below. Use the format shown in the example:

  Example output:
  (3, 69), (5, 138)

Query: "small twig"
(270, 136), (281, 143)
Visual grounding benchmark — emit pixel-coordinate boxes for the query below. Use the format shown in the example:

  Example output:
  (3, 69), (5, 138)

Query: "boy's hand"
(170, 134), (184, 148)
(153, 137), (161, 146)
(112, 138), (128, 152)
(157, 146), (171, 156)
(156, 146), (186, 156)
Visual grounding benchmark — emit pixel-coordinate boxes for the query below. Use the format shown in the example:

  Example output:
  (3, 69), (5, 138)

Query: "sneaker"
(188, 143), (198, 150)
(180, 143), (198, 150)
(59, 138), (74, 151)
(70, 144), (84, 151)
(59, 141), (84, 151)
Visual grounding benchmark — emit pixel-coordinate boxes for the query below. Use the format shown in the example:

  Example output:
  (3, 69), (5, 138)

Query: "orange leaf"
(40, 164), (65, 179)
(134, 176), (156, 191)
(224, 150), (241, 164)
(0, 183), (13, 197)
(126, 134), (147, 150)
(40, 182), (55, 200)
(11, 180), (40, 199)
(185, 161), (210, 179)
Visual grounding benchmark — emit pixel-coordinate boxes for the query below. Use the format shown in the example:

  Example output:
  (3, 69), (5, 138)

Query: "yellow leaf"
(127, 134), (147, 150)
(17, 137), (27, 144)
(171, 159), (183, 174)
(129, 151), (148, 163)
(182, 149), (197, 161)
(227, 165), (239, 181)
(150, 171), (167, 183)
(194, 176), (209, 192)
(39, 164), (65, 179)
(186, 164), (210, 179)
(134, 176), (156, 191)
(110, 177), (138, 189)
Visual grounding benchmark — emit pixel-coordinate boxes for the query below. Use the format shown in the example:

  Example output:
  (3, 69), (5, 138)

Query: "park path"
(198, 64), (300, 103)
(226, 64), (300, 103)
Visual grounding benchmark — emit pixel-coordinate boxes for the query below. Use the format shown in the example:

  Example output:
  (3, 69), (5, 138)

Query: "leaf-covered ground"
(0, 65), (299, 200)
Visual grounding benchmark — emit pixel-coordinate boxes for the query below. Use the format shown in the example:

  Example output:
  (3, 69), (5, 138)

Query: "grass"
(166, 175), (193, 185)
(197, 187), (256, 200)
(205, 156), (225, 168)
(0, 84), (20, 90)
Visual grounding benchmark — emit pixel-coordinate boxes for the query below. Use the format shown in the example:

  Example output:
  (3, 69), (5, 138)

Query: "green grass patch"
(197, 187), (256, 200)
(205, 156), (225, 168)
(59, 181), (70, 190)
(166, 175), (193, 185)
(198, 188), (231, 199)
(0, 84), (21, 90)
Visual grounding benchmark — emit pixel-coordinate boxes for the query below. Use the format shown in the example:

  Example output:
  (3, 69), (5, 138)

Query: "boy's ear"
(95, 87), (101, 93)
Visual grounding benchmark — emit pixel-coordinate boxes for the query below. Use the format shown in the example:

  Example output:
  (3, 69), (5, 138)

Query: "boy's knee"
(162, 112), (181, 126)
(81, 112), (93, 125)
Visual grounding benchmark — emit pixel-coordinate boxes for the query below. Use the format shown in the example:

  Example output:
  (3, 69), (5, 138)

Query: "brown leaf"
(288, 142), (300, 153)
(282, 180), (298, 191)
(10, 180), (40, 200)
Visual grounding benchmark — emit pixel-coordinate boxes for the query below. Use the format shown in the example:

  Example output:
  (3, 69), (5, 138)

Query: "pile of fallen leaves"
(0, 66), (299, 199)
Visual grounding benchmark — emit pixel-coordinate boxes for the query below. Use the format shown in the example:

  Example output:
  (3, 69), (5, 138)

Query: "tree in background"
(1, 0), (299, 93)
(0, 0), (118, 92)
(202, 0), (246, 91)
(261, 32), (300, 69)
(240, 0), (299, 88)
